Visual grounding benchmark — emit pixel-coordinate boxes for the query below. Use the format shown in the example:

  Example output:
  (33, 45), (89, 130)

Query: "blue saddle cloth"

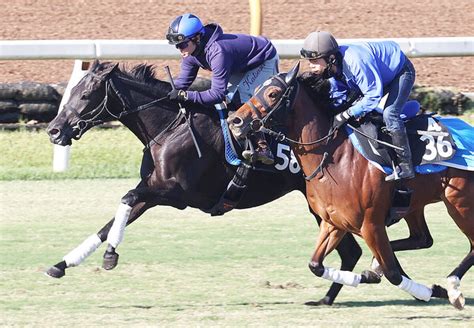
(347, 116), (474, 175)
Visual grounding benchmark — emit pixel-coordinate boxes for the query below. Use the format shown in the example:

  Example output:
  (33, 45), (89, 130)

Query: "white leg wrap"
(398, 276), (432, 302)
(322, 267), (362, 287)
(63, 234), (102, 267)
(107, 203), (132, 248)
(370, 257), (384, 277)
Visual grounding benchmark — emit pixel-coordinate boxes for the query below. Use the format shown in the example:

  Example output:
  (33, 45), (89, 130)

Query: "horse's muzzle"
(227, 114), (250, 139)
(47, 126), (73, 146)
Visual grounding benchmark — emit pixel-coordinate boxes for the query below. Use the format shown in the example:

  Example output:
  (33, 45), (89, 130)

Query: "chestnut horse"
(228, 63), (473, 309)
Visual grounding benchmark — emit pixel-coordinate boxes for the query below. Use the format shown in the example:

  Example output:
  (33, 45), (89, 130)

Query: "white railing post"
(53, 60), (90, 172)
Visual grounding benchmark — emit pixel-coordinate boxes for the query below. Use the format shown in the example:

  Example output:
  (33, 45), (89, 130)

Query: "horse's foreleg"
(45, 204), (147, 279)
(305, 208), (363, 306)
(308, 221), (373, 288)
(371, 209), (433, 275)
(369, 209), (449, 299)
(102, 199), (150, 270)
(102, 182), (186, 270)
(362, 223), (432, 302)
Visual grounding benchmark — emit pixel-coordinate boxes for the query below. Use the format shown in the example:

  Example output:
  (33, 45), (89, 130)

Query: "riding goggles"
(300, 48), (325, 59)
(175, 41), (189, 50)
(166, 30), (188, 45)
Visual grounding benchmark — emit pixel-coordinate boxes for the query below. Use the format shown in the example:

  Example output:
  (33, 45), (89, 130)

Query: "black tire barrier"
(19, 101), (58, 122)
(0, 84), (20, 99)
(0, 111), (21, 123)
(14, 82), (60, 102)
(0, 100), (19, 112)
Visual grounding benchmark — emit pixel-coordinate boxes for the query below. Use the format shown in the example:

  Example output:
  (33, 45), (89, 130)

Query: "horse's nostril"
(232, 117), (243, 127)
(48, 128), (60, 137)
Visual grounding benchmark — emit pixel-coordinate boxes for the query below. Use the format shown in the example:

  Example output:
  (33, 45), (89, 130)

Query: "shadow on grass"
(97, 298), (472, 313)
(306, 297), (473, 309)
(98, 300), (296, 310)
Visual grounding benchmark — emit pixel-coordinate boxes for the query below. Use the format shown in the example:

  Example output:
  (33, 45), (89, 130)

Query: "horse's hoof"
(431, 284), (448, 299)
(304, 296), (332, 306)
(449, 290), (465, 310)
(102, 251), (119, 270)
(45, 265), (65, 278)
(447, 275), (465, 310)
(361, 270), (381, 284)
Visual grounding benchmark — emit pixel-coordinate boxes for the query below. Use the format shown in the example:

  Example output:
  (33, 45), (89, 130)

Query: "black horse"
(46, 60), (362, 306)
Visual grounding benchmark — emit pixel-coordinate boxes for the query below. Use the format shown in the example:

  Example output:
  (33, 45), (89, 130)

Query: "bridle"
(246, 73), (336, 147)
(66, 74), (168, 140)
(244, 71), (336, 181)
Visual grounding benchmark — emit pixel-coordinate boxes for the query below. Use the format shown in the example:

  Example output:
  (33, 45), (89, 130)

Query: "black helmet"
(300, 31), (339, 59)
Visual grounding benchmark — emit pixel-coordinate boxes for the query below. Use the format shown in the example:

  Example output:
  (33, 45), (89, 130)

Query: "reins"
(69, 75), (177, 143)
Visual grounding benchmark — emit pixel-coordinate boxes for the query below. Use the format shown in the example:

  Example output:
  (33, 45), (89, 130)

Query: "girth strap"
(208, 162), (252, 216)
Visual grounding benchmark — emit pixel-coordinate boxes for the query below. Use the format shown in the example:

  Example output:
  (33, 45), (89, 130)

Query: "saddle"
(346, 108), (456, 175)
(345, 102), (458, 227)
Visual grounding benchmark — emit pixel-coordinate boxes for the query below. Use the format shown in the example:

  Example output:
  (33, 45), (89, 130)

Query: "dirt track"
(1, 0), (473, 91)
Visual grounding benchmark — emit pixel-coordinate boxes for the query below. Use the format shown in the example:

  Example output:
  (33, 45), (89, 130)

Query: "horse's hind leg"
(441, 171), (474, 309)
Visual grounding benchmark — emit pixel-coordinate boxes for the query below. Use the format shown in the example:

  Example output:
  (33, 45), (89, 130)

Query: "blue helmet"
(166, 13), (204, 45)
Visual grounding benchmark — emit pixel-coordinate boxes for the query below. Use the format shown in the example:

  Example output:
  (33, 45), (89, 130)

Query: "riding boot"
(242, 132), (274, 165)
(385, 130), (415, 181)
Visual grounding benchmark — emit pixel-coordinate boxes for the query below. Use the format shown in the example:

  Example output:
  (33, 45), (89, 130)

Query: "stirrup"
(242, 149), (274, 165)
(385, 167), (415, 181)
(242, 149), (254, 161)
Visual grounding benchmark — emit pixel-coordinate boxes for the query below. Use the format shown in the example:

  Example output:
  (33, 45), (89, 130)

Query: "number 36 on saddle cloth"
(346, 109), (474, 176)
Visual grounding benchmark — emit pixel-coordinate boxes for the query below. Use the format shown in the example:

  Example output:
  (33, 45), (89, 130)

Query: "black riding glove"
(332, 109), (353, 130)
(167, 89), (188, 102)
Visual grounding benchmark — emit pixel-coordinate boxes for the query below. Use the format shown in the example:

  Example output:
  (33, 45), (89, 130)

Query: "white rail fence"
(1, 37), (473, 172)
(1, 37), (473, 60)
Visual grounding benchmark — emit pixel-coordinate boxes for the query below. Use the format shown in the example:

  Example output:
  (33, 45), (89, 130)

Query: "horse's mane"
(90, 60), (168, 91)
(126, 63), (159, 84)
(297, 72), (332, 109)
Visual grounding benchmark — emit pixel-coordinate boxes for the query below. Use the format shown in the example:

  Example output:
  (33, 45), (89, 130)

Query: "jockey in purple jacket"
(166, 13), (279, 164)
(300, 31), (416, 181)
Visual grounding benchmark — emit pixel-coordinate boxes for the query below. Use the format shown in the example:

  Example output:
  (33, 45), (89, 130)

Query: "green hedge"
(410, 85), (473, 115)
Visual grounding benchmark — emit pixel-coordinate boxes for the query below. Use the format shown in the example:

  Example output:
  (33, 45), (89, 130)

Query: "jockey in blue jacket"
(300, 31), (416, 181)
(165, 13), (279, 164)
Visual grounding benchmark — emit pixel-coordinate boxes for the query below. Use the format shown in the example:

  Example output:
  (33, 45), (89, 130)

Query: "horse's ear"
(100, 62), (119, 76)
(285, 61), (300, 85)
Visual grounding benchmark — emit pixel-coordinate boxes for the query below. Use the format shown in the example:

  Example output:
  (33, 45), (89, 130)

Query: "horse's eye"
(269, 92), (278, 99)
